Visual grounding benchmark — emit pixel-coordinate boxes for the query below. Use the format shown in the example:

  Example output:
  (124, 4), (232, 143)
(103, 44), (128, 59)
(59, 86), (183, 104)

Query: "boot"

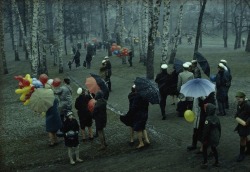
(236, 146), (245, 162)
(245, 141), (250, 155)
(68, 148), (75, 165)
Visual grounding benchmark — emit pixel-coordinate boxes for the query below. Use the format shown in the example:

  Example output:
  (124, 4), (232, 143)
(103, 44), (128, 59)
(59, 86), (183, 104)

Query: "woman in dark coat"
(129, 86), (150, 149)
(201, 103), (221, 169)
(85, 53), (92, 69)
(75, 88), (93, 141)
(92, 91), (108, 150)
(62, 111), (82, 165)
(46, 98), (62, 146)
(234, 91), (250, 162)
(120, 85), (137, 145)
(73, 50), (80, 68)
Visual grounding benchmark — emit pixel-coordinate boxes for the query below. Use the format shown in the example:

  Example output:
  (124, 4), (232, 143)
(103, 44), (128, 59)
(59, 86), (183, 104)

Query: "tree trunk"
(161, 0), (171, 63)
(194, 0), (207, 55)
(142, 0), (149, 65)
(0, 0), (8, 74)
(12, 0), (20, 61)
(245, 25), (250, 52)
(237, 0), (244, 48)
(146, 0), (161, 79)
(223, 0), (228, 48)
(169, 3), (184, 64)
(57, 0), (64, 73)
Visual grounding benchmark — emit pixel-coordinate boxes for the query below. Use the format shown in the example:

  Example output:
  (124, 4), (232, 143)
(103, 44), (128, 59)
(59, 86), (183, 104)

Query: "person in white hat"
(215, 63), (231, 116)
(191, 60), (201, 78)
(155, 64), (171, 120)
(75, 87), (94, 142)
(176, 62), (194, 117)
(103, 56), (112, 91)
(220, 59), (232, 109)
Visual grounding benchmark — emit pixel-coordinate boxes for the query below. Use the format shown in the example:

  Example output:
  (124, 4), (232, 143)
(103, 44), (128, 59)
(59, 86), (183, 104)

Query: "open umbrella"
(174, 58), (184, 73)
(29, 88), (55, 113)
(194, 51), (210, 77)
(85, 73), (109, 100)
(180, 78), (215, 98)
(134, 77), (160, 104)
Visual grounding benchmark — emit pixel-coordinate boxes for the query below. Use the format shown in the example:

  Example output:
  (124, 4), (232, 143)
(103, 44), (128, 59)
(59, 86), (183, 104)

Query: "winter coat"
(192, 66), (201, 78)
(202, 103), (221, 147)
(105, 60), (112, 77)
(85, 53), (92, 62)
(177, 70), (194, 101)
(92, 98), (107, 130)
(73, 50), (80, 64)
(46, 98), (62, 132)
(99, 66), (107, 80)
(215, 70), (229, 102)
(54, 84), (72, 112)
(129, 93), (149, 131)
(75, 94), (93, 128)
(120, 91), (136, 127)
(62, 117), (80, 147)
(155, 70), (172, 95)
(235, 100), (250, 137)
(168, 70), (179, 96)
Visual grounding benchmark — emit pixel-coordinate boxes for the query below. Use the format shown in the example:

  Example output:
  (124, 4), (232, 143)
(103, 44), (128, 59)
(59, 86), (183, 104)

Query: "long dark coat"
(129, 93), (149, 131)
(202, 103), (221, 147)
(155, 70), (172, 95)
(235, 100), (250, 137)
(215, 70), (229, 102)
(46, 98), (62, 132)
(120, 91), (136, 127)
(62, 118), (80, 147)
(75, 94), (92, 128)
(92, 98), (107, 130)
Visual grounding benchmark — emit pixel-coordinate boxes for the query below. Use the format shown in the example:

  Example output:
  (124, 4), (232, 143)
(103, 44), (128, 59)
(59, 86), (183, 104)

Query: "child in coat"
(62, 111), (83, 165)
(201, 103), (221, 169)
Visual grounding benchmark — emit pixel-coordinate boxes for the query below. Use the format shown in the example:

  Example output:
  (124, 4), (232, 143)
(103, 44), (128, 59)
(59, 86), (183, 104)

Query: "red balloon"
(88, 99), (96, 113)
(22, 79), (30, 87)
(14, 75), (24, 82)
(52, 78), (61, 87)
(18, 82), (24, 88)
(39, 74), (48, 84)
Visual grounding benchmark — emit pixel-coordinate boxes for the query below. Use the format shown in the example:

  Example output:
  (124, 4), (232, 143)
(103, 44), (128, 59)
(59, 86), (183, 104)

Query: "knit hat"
(191, 60), (197, 63)
(235, 91), (246, 98)
(104, 56), (109, 59)
(161, 64), (168, 69)
(102, 60), (106, 64)
(218, 63), (225, 69)
(183, 62), (190, 68)
(186, 62), (192, 66)
(220, 59), (227, 64)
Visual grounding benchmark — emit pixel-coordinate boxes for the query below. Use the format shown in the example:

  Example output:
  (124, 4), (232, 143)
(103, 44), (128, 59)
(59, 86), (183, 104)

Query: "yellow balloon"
(23, 99), (30, 105)
(184, 110), (195, 123)
(20, 93), (27, 101)
(25, 74), (31, 80)
(15, 89), (24, 94)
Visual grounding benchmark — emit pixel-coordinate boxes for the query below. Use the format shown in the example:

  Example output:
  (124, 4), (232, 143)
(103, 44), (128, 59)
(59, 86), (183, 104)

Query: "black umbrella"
(194, 51), (210, 77)
(134, 77), (160, 104)
(174, 58), (184, 73)
(90, 73), (109, 100)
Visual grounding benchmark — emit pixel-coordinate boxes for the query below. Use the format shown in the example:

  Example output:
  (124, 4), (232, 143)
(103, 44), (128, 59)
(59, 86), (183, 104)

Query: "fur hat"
(183, 62), (190, 68)
(77, 88), (83, 95)
(104, 56), (109, 59)
(161, 64), (168, 69)
(235, 91), (246, 98)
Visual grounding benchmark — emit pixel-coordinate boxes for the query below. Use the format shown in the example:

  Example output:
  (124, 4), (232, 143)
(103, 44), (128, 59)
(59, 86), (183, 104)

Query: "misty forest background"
(0, 0), (250, 80)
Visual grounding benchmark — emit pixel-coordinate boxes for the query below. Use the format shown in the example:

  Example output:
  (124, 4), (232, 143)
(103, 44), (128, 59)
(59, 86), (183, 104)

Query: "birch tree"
(0, 0), (8, 74)
(56, 0), (64, 73)
(146, 0), (161, 79)
(223, 0), (228, 48)
(161, 0), (171, 63)
(169, 3), (184, 64)
(141, 0), (149, 64)
(137, 0), (143, 60)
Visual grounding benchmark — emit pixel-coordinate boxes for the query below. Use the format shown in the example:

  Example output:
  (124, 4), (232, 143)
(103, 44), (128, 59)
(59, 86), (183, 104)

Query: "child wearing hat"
(62, 111), (83, 165)
(234, 91), (250, 162)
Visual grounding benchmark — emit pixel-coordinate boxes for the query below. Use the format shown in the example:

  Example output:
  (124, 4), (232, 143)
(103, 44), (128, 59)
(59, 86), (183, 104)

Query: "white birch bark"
(142, 0), (149, 59)
(138, 0), (143, 61)
(30, 0), (39, 77)
(0, 0), (8, 74)
(56, 0), (64, 73)
(161, 0), (171, 63)
(120, 0), (126, 64)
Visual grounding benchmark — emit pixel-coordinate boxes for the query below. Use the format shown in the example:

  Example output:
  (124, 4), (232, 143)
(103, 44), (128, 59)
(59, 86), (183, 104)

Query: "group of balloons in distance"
(14, 74), (61, 105)
(110, 43), (129, 57)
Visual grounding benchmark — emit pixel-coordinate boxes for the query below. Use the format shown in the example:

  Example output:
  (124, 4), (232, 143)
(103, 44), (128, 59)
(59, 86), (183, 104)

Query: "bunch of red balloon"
(110, 43), (129, 57)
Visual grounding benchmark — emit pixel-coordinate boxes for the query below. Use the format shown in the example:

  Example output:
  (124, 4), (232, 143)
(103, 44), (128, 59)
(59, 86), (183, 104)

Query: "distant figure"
(68, 61), (72, 70)
(77, 42), (82, 50)
(72, 50), (81, 68)
(242, 37), (246, 47)
(128, 51), (133, 67)
(187, 36), (193, 45)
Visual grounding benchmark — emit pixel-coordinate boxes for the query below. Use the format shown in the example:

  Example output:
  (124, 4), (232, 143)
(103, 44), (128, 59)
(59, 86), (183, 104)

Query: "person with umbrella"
(75, 88), (94, 142)
(215, 63), (230, 116)
(234, 91), (250, 162)
(92, 91), (108, 150)
(220, 59), (232, 109)
(191, 60), (201, 78)
(177, 62), (194, 117)
(155, 64), (172, 120)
